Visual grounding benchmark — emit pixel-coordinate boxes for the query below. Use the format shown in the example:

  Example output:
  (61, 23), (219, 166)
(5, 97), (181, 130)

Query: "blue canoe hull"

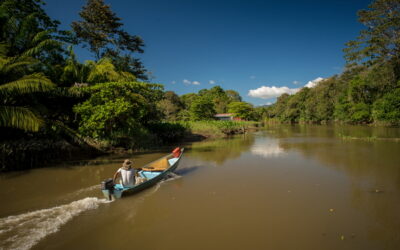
(102, 149), (183, 200)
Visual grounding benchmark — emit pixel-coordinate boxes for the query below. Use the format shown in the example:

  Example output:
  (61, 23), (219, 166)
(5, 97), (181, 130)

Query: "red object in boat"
(172, 147), (181, 158)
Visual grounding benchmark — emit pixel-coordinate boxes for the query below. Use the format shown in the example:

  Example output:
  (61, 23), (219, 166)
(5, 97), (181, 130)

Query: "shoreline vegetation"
(1, 0), (400, 171)
(260, 0), (400, 126)
(0, 120), (259, 172)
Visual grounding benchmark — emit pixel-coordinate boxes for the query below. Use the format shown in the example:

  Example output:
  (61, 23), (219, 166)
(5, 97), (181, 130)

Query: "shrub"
(350, 102), (371, 123)
(189, 97), (216, 121)
(73, 81), (163, 140)
(372, 88), (400, 125)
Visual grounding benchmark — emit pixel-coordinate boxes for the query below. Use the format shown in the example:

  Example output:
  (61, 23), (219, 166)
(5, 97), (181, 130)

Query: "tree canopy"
(343, 0), (400, 74)
(72, 0), (147, 79)
(267, 0), (400, 126)
(227, 102), (255, 120)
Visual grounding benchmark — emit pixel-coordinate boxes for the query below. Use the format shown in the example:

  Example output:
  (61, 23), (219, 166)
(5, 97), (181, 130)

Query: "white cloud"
(248, 86), (300, 99)
(305, 77), (324, 88)
(248, 77), (326, 99)
(250, 75), (256, 79)
(171, 81), (176, 84)
(183, 79), (201, 85)
(292, 80), (300, 85)
(209, 80), (216, 84)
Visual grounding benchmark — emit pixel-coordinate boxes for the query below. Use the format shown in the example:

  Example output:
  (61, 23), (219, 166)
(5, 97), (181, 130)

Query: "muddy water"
(1, 125), (400, 250)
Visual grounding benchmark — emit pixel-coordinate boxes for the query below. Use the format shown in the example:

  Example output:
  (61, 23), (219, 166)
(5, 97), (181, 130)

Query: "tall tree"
(157, 91), (183, 121)
(72, 0), (147, 79)
(343, 0), (400, 74)
(225, 89), (242, 102)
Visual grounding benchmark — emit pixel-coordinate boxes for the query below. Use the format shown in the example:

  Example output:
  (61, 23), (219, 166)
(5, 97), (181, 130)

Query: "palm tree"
(85, 57), (137, 84)
(61, 47), (137, 86)
(0, 47), (55, 132)
(60, 46), (89, 85)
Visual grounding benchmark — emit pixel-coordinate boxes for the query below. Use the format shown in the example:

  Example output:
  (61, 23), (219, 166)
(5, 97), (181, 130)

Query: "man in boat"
(113, 159), (145, 187)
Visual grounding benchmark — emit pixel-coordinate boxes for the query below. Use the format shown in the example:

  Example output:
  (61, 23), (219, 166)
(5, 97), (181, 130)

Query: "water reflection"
(1, 125), (400, 249)
(264, 123), (400, 139)
(188, 134), (255, 165)
(250, 138), (285, 158)
(265, 125), (400, 248)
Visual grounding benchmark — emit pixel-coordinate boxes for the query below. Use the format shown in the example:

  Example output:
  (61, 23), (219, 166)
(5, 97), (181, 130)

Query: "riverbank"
(0, 138), (104, 172)
(0, 121), (259, 172)
(179, 120), (259, 138)
(263, 118), (400, 127)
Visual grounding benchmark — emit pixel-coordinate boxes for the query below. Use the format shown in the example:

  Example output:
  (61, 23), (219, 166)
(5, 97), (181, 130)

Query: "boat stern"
(101, 178), (115, 201)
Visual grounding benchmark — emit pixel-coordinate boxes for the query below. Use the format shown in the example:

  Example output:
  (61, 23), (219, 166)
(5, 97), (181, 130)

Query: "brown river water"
(0, 125), (400, 250)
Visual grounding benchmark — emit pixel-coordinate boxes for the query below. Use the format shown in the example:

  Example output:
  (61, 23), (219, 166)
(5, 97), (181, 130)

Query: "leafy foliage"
(227, 102), (255, 120)
(0, 33), (55, 131)
(73, 81), (163, 140)
(372, 88), (400, 124)
(343, 0), (400, 69)
(157, 91), (184, 121)
(189, 96), (216, 121)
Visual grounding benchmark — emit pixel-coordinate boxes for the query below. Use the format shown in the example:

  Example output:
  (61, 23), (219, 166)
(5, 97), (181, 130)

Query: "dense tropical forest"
(0, 0), (261, 171)
(264, 0), (400, 125)
(0, 0), (399, 171)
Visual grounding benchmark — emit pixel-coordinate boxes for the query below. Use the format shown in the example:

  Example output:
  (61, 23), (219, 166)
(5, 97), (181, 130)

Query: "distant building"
(214, 113), (243, 121)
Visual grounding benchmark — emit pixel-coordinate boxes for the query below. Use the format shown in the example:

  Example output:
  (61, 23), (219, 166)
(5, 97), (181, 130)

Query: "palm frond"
(119, 71), (136, 81)
(87, 57), (120, 83)
(0, 106), (43, 131)
(22, 39), (61, 57)
(4, 16), (18, 36)
(32, 30), (51, 44)
(0, 73), (55, 95)
(0, 43), (9, 56)
(0, 56), (37, 75)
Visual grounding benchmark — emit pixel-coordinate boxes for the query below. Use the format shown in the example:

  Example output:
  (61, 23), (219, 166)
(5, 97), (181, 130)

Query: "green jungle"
(0, 0), (399, 171)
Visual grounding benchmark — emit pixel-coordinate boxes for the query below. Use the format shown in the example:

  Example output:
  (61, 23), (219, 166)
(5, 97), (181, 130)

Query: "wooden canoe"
(101, 148), (184, 200)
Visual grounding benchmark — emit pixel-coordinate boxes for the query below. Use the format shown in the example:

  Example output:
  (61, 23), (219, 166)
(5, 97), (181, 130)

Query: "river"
(0, 125), (399, 250)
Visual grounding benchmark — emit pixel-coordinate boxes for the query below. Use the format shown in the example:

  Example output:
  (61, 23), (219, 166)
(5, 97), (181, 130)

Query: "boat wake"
(0, 197), (110, 250)
(164, 172), (181, 182)
(62, 184), (100, 201)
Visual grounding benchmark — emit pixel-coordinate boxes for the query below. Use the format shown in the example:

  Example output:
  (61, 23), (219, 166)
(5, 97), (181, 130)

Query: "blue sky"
(44, 0), (371, 105)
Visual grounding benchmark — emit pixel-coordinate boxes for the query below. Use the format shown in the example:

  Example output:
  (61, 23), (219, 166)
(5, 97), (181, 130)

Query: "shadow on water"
(63, 148), (173, 167)
(175, 165), (201, 176)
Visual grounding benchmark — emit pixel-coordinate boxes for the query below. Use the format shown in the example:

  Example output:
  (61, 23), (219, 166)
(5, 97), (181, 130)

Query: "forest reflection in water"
(268, 124), (400, 246)
(187, 124), (400, 248)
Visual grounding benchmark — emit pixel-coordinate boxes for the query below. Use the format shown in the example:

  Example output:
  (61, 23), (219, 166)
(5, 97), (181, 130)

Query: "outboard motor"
(101, 178), (114, 200)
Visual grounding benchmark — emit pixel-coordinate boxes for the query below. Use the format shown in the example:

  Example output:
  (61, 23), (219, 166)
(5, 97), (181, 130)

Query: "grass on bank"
(338, 133), (400, 142)
(83, 120), (259, 150)
(178, 120), (259, 138)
